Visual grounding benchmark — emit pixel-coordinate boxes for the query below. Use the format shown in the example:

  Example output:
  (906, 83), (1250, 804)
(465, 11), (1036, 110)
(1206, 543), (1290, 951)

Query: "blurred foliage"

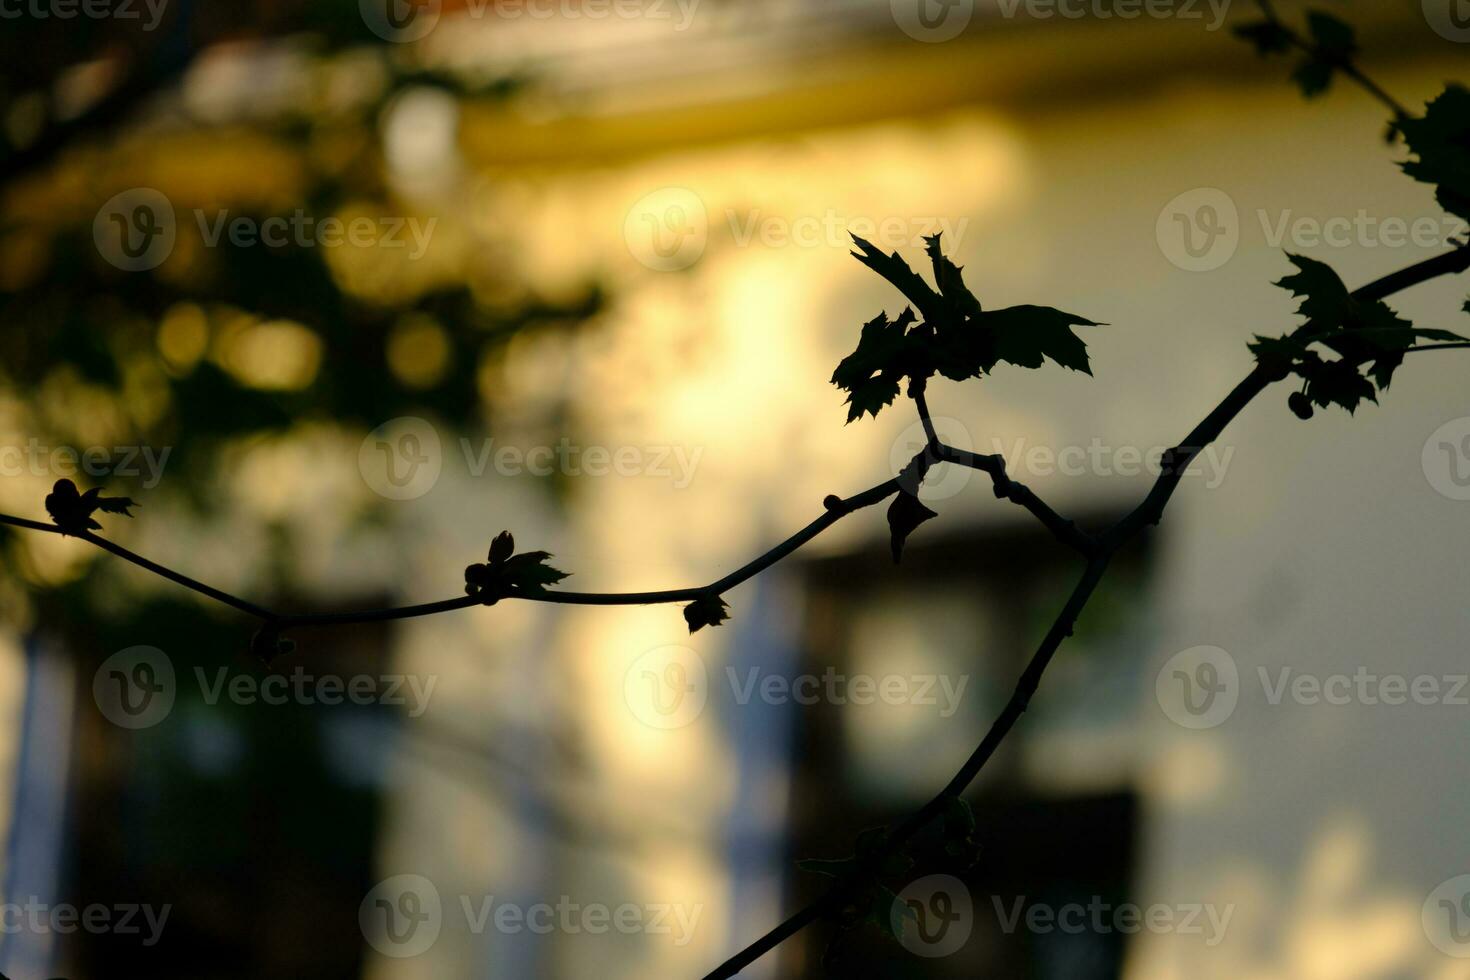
(0, 0), (608, 634)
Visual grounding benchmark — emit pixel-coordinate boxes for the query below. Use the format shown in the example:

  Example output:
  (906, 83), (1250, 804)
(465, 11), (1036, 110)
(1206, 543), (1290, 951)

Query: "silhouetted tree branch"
(701, 240), (1470, 980)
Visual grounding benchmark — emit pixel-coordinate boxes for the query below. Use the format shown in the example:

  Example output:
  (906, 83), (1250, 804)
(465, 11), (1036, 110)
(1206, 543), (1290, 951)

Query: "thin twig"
(0, 477), (908, 634)
(1252, 0), (1412, 120)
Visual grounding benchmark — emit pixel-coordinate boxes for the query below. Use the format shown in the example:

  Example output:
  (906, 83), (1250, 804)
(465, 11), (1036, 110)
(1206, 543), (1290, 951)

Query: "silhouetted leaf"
(1277, 253), (1352, 325)
(488, 529), (515, 564)
(683, 594), (730, 633)
(1281, 11), (1356, 99)
(888, 491), (937, 563)
(465, 532), (568, 601)
(501, 551), (569, 590)
(1306, 11), (1356, 60)
(849, 235), (942, 321)
(43, 479), (137, 534)
(1234, 19), (1292, 55)
(1399, 85), (1470, 222)
(831, 309), (915, 422)
(1291, 58), (1334, 98)
(924, 234), (983, 320)
(835, 237), (1102, 421)
(1270, 253), (1466, 392)
(1302, 358), (1376, 413)
(1260, 254), (1466, 411)
(982, 305), (1101, 374)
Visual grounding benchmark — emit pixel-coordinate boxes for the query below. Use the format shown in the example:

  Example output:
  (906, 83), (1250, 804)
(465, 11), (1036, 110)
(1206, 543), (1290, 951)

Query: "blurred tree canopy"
(0, 0), (608, 632)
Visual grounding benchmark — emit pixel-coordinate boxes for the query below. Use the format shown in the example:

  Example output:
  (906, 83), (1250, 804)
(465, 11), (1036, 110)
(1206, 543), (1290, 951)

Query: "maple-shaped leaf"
(831, 309), (915, 423)
(501, 551), (569, 591)
(1305, 11), (1356, 60)
(923, 234), (983, 320)
(1302, 357), (1376, 413)
(836, 237), (1103, 422)
(44, 478), (137, 533)
(1276, 252), (1352, 326)
(1271, 253), (1466, 390)
(1248, 333), (1309, 378)
(1291, 59), (1334, 99)
(1263, 254), (1467, 407)
(683, 594), (730, 633)
(849, 235), (943, 322)
(1399, 85), (1470, 222)
(1233, 18), (1292, 55)
(1286, 11), (1357, 99)
(981, 305), (1100, 374)
(465, 531), (568, 602)
(888, 491), (937, 563)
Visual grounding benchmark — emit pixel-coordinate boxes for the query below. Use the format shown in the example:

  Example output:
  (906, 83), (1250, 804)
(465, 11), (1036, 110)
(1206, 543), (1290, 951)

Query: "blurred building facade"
(3, 2), (1469, 979)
